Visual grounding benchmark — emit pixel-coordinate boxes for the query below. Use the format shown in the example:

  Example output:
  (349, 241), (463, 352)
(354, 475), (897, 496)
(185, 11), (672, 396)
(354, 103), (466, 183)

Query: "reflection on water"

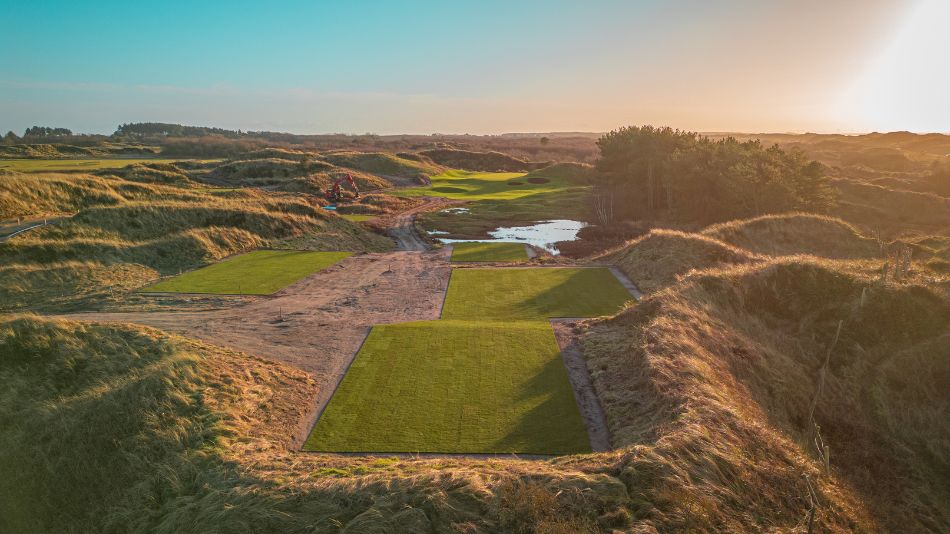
(436, 219), (586, 255)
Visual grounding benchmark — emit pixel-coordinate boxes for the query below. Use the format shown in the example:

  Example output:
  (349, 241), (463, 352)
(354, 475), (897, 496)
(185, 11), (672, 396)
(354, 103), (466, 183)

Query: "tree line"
(594, 126), (835, 224)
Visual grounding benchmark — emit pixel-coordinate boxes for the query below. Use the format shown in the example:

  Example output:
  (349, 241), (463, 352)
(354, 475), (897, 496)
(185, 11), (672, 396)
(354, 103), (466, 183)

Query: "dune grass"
(442, 267), (632, 320)
(304, 320), (590, 454)
(142, 250), (350, 294)
(450, 242), (528, 262)
(0, 158), (215, 172)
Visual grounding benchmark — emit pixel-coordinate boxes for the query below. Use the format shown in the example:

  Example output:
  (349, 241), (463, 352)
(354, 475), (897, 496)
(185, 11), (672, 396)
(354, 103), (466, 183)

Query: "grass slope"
(1, 316), (637, 533)
(442, 268), (631, 320)
(0, 158), (212, 172)
(450, 242), (528, 262)
(143, 250), (350, 294)
(305, 320), (590, 454)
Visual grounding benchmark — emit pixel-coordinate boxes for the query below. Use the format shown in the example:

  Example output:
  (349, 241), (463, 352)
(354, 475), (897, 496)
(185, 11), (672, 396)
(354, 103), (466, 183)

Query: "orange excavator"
(325, 173), (360, 203)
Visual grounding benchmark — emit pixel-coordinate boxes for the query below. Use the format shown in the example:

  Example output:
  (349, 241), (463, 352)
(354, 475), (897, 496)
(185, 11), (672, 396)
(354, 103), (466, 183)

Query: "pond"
(434, 219), (587, 255)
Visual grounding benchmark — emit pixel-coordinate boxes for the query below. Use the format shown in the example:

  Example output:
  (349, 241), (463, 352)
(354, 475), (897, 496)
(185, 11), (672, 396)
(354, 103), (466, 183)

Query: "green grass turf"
(442, 268), (631, 320)
(304, 320), (591, 454)
(142, 250), (350, 295)
(340, 214), (375, 222)
(408, 170), (593, 238)
(0, 158), (218, 172)
(397, 170), (570, 201)
(450, 242), (528, 262)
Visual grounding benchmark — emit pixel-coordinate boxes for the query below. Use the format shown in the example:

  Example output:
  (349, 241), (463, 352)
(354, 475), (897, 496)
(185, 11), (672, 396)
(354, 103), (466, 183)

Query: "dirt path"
(551, 319), (611, 451)
(61, 248), (453, 445)
(375, 197), (457, 251)
(0, 217), (63, 242)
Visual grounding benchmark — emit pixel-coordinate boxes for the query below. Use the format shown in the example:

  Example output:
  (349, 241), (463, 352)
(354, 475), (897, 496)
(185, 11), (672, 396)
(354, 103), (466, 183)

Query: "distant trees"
(23, 126), (72, 138)
(3, 131), (19, 144)
(540, 136), (550, 145)
(595, 125), (835, 224)
(114, 122), (242, 138)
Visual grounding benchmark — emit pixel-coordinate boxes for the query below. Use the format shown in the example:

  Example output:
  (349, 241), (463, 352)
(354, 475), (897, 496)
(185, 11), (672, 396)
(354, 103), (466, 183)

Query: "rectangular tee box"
(142, 250), (351, 295)
(441, 267), (632, 320)
(450, 242), (529, 262)
(304, 320), (591, 455)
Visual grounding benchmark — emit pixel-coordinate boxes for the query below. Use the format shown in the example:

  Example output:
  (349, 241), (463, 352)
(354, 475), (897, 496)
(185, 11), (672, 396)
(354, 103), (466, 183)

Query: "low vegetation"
(580, 255), (950, 531)
(0, 171), (391, 311)
(418, 148), (534, 172)
(450, 242), (529, 262)
(143, 250), (351, 295)
(410, 169), (593, 238)
(442, 268), (631, 320)
(306, 320), (590, 454)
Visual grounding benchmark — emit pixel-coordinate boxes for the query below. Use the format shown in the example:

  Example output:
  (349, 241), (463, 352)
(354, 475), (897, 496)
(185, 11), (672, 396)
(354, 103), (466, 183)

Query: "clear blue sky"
(2, 0), (945, 134)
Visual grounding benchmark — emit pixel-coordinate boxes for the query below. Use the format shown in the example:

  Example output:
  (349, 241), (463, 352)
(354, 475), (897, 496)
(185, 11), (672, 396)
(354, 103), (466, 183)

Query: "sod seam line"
(299, 325), (374, 451)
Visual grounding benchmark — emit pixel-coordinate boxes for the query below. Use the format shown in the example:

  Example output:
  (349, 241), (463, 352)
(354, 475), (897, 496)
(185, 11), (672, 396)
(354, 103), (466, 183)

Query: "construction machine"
(325, 173), (360, 203)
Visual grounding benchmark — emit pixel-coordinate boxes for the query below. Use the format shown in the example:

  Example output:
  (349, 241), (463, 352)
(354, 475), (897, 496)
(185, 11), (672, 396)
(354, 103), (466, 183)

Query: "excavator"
(324, 173), (360, 203)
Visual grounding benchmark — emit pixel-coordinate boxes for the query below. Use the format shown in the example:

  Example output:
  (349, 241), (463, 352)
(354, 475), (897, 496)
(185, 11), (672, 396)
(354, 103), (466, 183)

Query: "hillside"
(0, 171), (392, 312)
(581, 257), (950, 531)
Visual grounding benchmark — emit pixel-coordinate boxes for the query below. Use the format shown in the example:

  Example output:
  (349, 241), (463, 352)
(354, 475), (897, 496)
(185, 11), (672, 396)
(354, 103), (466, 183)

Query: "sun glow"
(846, 0), (950, 132)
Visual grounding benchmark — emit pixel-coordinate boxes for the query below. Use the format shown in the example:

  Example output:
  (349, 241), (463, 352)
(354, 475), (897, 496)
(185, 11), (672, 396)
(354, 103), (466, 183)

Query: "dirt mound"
(418, 148), (533, 172)
(582, 257), (950, 531)
(600, 229), (759, 292)
(702, 212), (880, 259)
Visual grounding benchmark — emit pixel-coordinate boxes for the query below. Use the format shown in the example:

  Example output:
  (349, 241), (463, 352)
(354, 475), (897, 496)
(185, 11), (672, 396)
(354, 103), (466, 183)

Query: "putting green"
(450, 242), (528, 262)
(304, 320), (591, 454)
(142, 250), (350, 295)
(442, 267), (631, 320)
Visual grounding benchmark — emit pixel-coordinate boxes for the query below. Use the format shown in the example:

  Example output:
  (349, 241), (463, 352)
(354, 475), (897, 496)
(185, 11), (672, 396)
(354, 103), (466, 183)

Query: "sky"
(1, 0), (947, 135)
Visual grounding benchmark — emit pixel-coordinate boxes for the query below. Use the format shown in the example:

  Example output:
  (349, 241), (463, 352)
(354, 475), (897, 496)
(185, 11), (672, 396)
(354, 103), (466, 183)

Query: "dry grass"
(599, 228), (759, 292)
(581, 256), (950, 532)
(0, 316), (638, 533)
(701, 212), (880, 259)
(0, 172), (392, 312)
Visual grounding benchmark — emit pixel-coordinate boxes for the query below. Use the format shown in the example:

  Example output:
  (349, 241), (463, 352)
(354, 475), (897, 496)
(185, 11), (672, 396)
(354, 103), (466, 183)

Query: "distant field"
(0, 158), (218, 172)
(142, 250), (350, 294)
(450, 242), (528, 262)
(304, 320), (591, 454)
(442, 267), (631, 320)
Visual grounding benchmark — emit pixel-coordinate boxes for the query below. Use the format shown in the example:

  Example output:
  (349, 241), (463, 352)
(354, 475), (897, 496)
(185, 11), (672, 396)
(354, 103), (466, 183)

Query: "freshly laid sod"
(450, 242), (528, 262)
(304, 320), (591, 454)
(142, 250), (350, 294)
(442, 268), (631, 320)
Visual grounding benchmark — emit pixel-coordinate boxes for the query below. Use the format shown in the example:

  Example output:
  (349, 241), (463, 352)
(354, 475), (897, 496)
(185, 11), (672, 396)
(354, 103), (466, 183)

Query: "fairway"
(304, 320), (591, 454)
(450, 242), (528, 262)
(142, 250), (350, 294)
(442, 268), (631, 320)
(398, 170), (571, 201)
(0, 158), (218, 172)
